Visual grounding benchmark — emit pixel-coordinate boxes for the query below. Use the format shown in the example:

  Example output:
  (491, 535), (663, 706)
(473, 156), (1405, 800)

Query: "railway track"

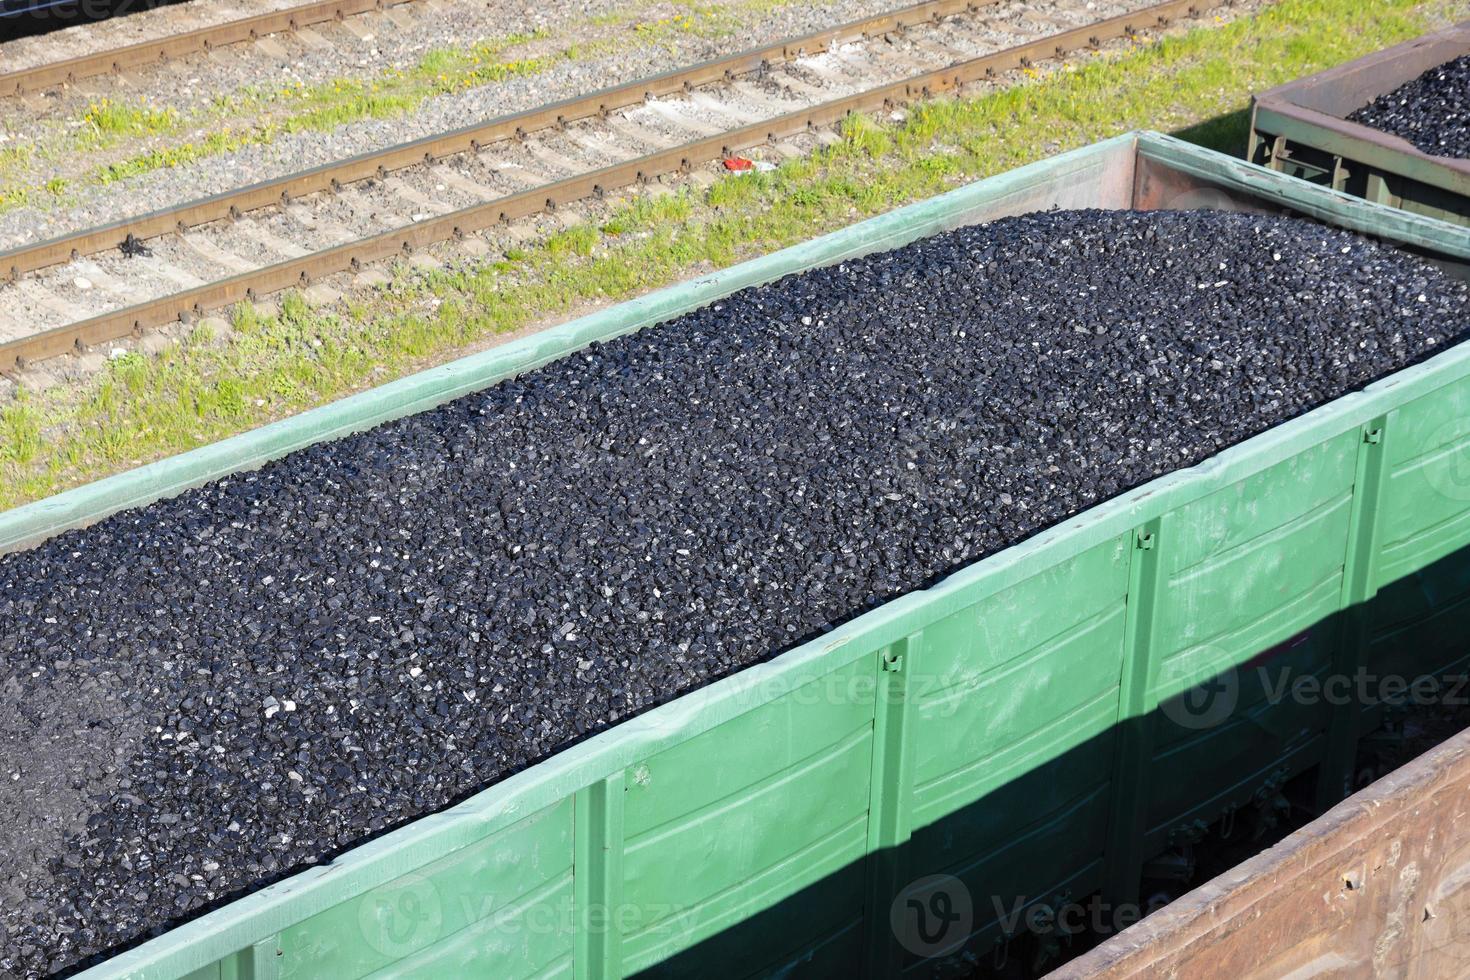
(0, 0), (1225, 371)
(0, 0), (429, 97)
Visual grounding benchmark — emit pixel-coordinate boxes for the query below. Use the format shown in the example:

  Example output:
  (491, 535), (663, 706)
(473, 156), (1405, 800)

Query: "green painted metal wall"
(2, 132), (1462, 978)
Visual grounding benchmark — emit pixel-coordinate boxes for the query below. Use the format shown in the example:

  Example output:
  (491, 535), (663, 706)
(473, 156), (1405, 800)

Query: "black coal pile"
(2, 209), (1466, 976)
(1346, 53), (1470, 158)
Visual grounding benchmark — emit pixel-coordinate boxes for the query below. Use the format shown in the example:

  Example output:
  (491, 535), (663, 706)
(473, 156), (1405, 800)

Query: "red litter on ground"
(723, 157), (754, 171)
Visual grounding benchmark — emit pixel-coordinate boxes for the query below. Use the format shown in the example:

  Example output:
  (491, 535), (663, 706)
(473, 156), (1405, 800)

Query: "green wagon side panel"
(929, 788), (1111, 958)
(1145, 694), (1330, 833)
(1152, 432), (1358, 698)
(910, 630), (1122, 814)
(24, 133), (1470, 979)
(619, 657), (876, 840)
(1358, 378), (1470, 716)
(891, 536), (1129, 967)
(633, 864), (868, 980)
(177, 946), (276, 980)
(1151, 626), (1334, 755)
(1363, 563), (1470, 720)
(280, 799), (573, 978)
(619, 657), (875, 974)
(1378, 376), (1470, 585)
(908, 534), (1129, 812)
(1141, 437), (1358, 844)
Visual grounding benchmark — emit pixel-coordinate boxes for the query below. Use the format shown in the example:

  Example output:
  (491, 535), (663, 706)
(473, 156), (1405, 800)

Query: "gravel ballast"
(1346, 53), (1470, 158)
(0, 0), (1149, 249)
(2, 208), (1467, 976)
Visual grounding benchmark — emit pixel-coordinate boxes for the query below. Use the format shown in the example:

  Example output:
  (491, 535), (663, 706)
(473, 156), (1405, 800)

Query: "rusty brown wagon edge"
(1048, 724), (1470, 978)
(1248, 22), (1470, 227)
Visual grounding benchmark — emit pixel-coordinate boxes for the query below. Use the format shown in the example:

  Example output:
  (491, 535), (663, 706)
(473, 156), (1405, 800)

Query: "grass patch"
(546, 223), (600, 259)
(95, 128), (278, 185)
(0, 30), (555, 209)
(85, 31), (555, 188)
(0, 0), (1460, 510)
(1175, 107), (1254, 155)
(79, 100), (182, 147)
(0, 400), (41, 465)
(0, 144), (32, 178)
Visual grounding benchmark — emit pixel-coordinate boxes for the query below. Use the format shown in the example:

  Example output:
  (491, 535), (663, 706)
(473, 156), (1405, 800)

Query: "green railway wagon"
(3, 131), (1469, 978)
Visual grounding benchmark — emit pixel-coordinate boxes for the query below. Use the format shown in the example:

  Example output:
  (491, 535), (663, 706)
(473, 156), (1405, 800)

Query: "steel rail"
(0, 0), (1216, 369)
(0, 0), (979, 99)
(1, 0), (426, 97)
(2, 0), (988, 281)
